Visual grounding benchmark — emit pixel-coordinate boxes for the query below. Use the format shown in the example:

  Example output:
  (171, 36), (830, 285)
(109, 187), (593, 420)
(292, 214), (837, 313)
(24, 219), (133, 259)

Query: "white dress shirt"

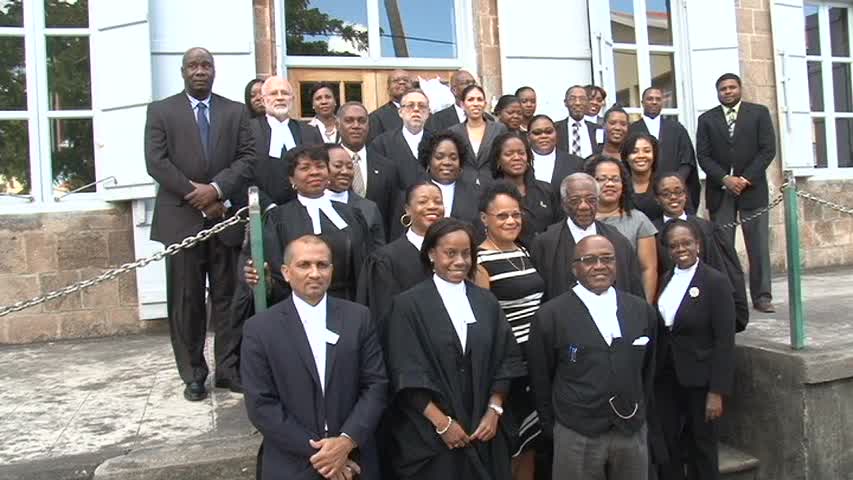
(433, 274), (477, 351)
(533, 150), (556, 184)
(186, 93), (211, 123)
(567, 117), (594, 158)
(584, 114), (601, 125)
(342, 145), (369, 191)
(454, 104), (467, 123)
(567, 219), (597, 243)
(267, 115), (297, 158)
(297, 194), (348, 234)
(657, 260), (699, 328)
(325, 189), (349, 204)
(402, 127), (424, 158)
(642, 115), (662, 139)
(406, 229), (425, 251)
(433, 181), (456, 217)
(572, 284), (621, 345)
(292, 294), (329, 393)
(663, 212), (688, 223)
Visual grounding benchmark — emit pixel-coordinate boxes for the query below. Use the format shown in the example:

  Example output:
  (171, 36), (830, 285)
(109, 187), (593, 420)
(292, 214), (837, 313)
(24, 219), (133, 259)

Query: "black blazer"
(656, 262), (735, 395)
(448, 120), (508, 187)
(361, 147), (401, 236)
(370, 128), (430, 188)
(696, 102), (777, 212)
(345, 191), (386, 251)
(367, 101), (403, 143)
(554, 117), (601, 156)
(241, 295), (388, 480)
(425, 104), (461, 133)
(145, 92), (255, 245)
(537, 150), (584, 193)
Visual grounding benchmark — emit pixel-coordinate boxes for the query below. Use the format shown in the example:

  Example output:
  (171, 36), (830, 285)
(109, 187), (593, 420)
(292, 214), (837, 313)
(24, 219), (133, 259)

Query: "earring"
(400, 213), (413, 228)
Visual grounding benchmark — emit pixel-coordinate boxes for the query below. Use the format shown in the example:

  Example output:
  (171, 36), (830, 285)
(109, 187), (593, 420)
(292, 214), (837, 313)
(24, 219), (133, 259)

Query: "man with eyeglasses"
(370, 89), (432, 188)
(367, 69), (413, 143)
(528, 234), (657, 480)
(555, 85), (604, 157)
(530, 173), (644, 302)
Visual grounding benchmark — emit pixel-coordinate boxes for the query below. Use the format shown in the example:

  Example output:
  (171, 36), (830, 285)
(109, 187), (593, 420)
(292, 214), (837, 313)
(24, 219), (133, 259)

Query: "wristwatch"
(488, 403), (504, 416)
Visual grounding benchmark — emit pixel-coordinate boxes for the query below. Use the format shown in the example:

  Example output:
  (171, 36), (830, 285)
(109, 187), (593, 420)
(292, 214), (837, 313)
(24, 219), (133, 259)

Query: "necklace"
(486, 237), (526, 272)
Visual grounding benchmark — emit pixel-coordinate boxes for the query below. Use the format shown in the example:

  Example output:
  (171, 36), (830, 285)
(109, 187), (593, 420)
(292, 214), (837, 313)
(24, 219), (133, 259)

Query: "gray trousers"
(553, 421), (648, 480)
(711, 192), (772, 303)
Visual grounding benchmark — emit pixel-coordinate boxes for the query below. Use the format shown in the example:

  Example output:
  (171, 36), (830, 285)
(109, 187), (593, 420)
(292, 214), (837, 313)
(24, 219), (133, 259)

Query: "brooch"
(539, 200), (547, 208)
(689, 287), (700, 298)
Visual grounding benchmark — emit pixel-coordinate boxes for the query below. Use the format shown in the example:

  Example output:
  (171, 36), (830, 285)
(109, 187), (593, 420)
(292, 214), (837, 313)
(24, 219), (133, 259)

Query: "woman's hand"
(440, 420), (471, 450)
(469, 409), (499, 442)
(705, 392), (723, 421)
(243, 258), (269, 288)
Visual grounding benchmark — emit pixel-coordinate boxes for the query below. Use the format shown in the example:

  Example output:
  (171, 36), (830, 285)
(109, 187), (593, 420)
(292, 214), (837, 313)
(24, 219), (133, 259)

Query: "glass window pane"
(298, 81), (342, 118)
(646, 0), (673, 46)
(344, 81), (362, 103)
(0, 120), (31, 194)
(0, 36), (27, 110)
(650, 52), (677, 107)
(0, 0), (23, 27)
(285, 0), (369, 57)
(807, 61), (824, 111)
(614, 50), (640, 107)
(829, 7), (849, 57)
(379, 0), (456, 58)
(832, 62), (851, 112)
(51, 118), (94, 195)
(46, 36), (91, 110)
(813, 118), (827, 168)
(611, 0), (636, 44)
(837, 118), (853, 167)
(45, 0), (88, 28)
(804, 5), (820, 56)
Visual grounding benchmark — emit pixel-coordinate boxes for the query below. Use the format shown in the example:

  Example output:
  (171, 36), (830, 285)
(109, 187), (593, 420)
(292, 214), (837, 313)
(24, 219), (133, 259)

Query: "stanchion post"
(783, 170), (805, 349)
(248, 186), (267, 313)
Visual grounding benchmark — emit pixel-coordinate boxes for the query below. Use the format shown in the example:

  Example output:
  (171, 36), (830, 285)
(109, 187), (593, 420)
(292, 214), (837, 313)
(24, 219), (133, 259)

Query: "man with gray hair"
(530, 173), (643, 301)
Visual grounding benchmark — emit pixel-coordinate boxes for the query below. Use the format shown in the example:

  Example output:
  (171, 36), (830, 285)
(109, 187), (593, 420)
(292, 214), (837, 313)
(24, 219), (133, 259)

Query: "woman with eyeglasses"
(527, 115), (583, 193)
(474, 182), (545, 480)
(449, 84), (508, 187)
(586, 154), (658, 302)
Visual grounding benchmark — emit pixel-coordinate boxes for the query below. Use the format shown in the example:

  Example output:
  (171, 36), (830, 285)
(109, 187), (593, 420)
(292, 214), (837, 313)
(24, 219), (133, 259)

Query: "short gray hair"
(559, 172), (599, 201)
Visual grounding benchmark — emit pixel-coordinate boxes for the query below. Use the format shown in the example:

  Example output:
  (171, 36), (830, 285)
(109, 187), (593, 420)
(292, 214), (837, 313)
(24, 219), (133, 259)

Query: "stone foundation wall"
(473, 0), (502, 102)
(0, 204), (149, 344)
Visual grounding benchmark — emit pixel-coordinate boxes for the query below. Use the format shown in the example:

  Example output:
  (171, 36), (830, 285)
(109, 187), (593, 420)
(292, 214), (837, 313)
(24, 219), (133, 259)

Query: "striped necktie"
(726, 107), (737, 138)
(571, 121), (581, 156)
(351, 152), (366, 197)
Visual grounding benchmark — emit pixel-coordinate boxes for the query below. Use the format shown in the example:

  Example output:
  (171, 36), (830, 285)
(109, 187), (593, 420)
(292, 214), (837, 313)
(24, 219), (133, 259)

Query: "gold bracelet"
(435, 416), (453, 435)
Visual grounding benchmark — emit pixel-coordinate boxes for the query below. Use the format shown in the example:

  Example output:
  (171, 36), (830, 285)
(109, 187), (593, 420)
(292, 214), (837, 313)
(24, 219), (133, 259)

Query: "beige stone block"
(59, 310), (110, 339)
(118, 272), (138, 306)
(25, 232), (58, 273)
(39, 271), (82, 312)
(107, 307), (143, 334)
(57, 231), (109, 270)
(737, 34), (751, 59)
(736, 8), (754, 34)
(753, 10), (772, 33)
(743, 61), (775, 87)
(80, 268), (120, 309)
(750, 35), (773, 60)
(3, 313), (61, 344)
(0, 274), (40, 306)
(740, 0), (767, 10)
(0, 235), (27, 274)
(107, 230), (135, 265)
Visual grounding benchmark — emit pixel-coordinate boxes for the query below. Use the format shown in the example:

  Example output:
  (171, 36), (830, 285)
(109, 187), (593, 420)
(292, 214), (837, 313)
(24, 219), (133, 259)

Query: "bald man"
(425, 69), (478, 133)
(367, 69), (412, 142)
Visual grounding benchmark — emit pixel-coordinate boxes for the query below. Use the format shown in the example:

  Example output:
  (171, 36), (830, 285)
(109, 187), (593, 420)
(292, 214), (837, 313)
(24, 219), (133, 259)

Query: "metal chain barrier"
(795, 189), (853, 216)
(0, 207), (249, 317)
(716, 181), (789, 230)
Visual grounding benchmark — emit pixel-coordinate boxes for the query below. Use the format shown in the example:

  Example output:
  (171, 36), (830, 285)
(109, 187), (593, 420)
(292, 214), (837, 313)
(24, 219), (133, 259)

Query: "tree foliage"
(285, 0), (369, 56)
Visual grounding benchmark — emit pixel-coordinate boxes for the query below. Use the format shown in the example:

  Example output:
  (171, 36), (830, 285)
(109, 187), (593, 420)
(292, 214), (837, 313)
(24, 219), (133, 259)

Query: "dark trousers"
(711, 192), (771, 303)
(218, 245), (255, 382)
(165, 232), (238, 384)
(552, 421), (648, 480)
(655, 369), (719, 480)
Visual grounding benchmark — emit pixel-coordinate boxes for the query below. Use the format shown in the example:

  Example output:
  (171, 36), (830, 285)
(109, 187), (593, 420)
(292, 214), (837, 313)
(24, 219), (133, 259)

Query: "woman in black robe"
(356, 180), (445, 336)
(385, 218), (525, 480)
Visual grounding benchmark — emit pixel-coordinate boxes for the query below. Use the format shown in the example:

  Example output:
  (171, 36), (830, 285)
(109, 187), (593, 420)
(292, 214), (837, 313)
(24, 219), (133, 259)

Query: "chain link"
(716, 181), (789, 230)
(0, 207), (249, 317)
(795, 190), (853, 216)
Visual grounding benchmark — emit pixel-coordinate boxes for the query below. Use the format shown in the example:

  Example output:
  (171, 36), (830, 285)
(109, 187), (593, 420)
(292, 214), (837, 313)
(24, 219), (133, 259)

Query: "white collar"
(643, 114), (661, 123)
(454, 103), (467, 122)
(583, 114), (598, 124)
(658, 261), (698, 328)
(432, 273), (476, 351)
(570, 116), (586, 126)
(341, 144), (367, 159)
(663, 212), (688, 223)
(325, 189), (349, 203)
(266, 114), (290, 126)
(566, 219), (597, 243)
(297, 194), (349, 234)
(402, 126), (424, 141)
(406, 229), (425, 251)
(533, 149), (556, 161)
(292, 293), (327, 314)
(186, 93), (211, 108)
(674, 259), (699, 277)
(572, 283), (620, 345)
(433, 273), (466, 295)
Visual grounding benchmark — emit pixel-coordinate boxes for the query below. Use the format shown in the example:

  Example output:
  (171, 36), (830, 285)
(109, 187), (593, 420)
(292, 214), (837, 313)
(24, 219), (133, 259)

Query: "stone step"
(720, 443), (760, 480)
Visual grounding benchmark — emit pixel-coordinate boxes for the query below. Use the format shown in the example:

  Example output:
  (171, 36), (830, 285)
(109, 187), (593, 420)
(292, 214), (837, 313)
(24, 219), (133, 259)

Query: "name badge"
(325, 329), (339, 345)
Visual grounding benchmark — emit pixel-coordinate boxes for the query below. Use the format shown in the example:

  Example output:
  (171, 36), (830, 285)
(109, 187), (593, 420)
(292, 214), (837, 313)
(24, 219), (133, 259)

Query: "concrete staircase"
(720, 443), (760, 480)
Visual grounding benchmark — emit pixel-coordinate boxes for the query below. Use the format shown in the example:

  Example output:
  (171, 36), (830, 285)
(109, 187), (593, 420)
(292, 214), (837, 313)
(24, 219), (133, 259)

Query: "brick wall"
(0, 204), (151, 344)
(473, 0), (502, 102)
(253, 0), (275, 78)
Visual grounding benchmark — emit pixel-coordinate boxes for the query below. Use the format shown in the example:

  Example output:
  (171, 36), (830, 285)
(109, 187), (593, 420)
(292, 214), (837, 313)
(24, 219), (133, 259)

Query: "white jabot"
(267, 115), (297, 158)
(643, 115), (662, 139)
(567, 219), (597, 243)
(325, 189), (349, 204)
(402, 127), (423, 158)
(308, 117), (337, 143)
(406, 229), (425, 251)
(663, 212), (688, 223)
(433, 274), (477, 351)
(569, 118), (594, 158)
(572, 284), (621, 345)
(297, 194), (349, 234)
(657, 260), (699, 327)
(432, 180), (456, 217)
(454, 104), (467, 123)
(342, 145), (368, 192)
(533, 150), (557, 183)
(292, 294), (329, 393)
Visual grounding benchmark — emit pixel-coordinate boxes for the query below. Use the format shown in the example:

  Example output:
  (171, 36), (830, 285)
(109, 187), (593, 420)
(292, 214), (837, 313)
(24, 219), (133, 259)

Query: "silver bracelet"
(435, 416), (453, 435)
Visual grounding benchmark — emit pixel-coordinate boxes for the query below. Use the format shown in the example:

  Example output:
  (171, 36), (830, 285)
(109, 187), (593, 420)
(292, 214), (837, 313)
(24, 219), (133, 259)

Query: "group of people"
(144, 47), (778, 480)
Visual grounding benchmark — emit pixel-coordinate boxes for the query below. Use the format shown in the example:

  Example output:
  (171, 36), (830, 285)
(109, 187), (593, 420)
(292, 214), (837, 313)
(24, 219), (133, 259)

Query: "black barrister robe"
(529, 220), (644, 302)
(385, 280), (526, 480)
(356, 236), (430, 338)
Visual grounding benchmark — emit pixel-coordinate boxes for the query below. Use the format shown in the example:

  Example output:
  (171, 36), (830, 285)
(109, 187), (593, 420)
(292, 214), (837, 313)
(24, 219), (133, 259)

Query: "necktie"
(571, 121), (581, 156)
(351, 152), (366, 197)
(726, 107), (736, 138)
(197, 102), (210, 156)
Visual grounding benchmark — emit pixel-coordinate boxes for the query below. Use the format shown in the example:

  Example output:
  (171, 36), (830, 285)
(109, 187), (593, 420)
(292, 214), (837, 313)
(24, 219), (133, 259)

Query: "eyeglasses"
(565, 196), (598, 207)
(486, 211), (523, 222)
(402, 102), (429, 111)
(657, 189), (685, 198)
(572, 254), (617, 266)
(595, 176), (622, 185)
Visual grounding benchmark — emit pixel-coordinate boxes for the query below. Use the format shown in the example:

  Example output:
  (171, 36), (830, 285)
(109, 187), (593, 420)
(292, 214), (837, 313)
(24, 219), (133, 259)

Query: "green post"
(248, 186), (267, 313)
(783, 170), (805, 349)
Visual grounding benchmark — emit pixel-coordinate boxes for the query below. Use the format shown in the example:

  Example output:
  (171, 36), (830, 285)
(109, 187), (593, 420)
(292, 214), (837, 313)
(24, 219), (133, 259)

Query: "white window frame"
(0, 0), (107, 213)
(276, 0), (477, 73)
(802, 2), (853, 178)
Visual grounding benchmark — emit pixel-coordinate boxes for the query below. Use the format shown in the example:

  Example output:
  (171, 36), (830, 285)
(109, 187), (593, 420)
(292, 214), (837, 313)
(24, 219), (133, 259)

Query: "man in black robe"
(367, 69), (412, 143)
(370, 89), (432, 188)
(528, 235), (657, 480)
(530, 173), (643, 301)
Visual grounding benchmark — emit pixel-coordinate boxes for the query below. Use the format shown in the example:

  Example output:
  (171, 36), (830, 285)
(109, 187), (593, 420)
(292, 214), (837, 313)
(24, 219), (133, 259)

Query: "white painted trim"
(792, 168), (853, 179)
(283, 56), (465, 69)
(275, 0), (285, 76)
(0, 198), (116, 215)
(366, 0), (381, 58)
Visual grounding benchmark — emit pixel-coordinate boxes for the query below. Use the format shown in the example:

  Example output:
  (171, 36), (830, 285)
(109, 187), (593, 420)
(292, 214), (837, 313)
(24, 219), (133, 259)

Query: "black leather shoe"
(215, 378), (243, 394)
(184, 381), (208, 402)
(754, 300), (776, 313)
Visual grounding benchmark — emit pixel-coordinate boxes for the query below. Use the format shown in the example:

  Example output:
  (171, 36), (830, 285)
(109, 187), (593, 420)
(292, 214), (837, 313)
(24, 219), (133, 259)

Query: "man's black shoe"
(184, 381), (208, 402)
(215, 378), (243, 394)
(753, 299), (776, 313)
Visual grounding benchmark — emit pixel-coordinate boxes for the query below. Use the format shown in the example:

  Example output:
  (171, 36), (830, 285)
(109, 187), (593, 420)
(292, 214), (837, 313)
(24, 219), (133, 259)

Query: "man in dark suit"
(556, 85), (603, 158)
(367, 69), (412, 143)
(370, 88), (432, 188)
(326, 144), (386, 250)
(242, 234), (388, 480)
(529, 235), (657, 480)
(144, 47), (254, 401)
(424, 69), (477, 133)
(339, 101), (399, 237)
(629, 87), (701, 212)
(696, 73), (777, 313)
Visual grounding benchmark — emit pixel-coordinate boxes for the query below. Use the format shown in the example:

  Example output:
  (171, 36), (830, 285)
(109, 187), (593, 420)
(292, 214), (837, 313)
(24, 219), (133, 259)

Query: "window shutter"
(684, 0), (741, 114)
(587, 0), (616, 107)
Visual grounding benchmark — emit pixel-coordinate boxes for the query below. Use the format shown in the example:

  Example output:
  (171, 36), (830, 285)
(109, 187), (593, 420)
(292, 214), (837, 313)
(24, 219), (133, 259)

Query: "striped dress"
(477, 246), (544, 456)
